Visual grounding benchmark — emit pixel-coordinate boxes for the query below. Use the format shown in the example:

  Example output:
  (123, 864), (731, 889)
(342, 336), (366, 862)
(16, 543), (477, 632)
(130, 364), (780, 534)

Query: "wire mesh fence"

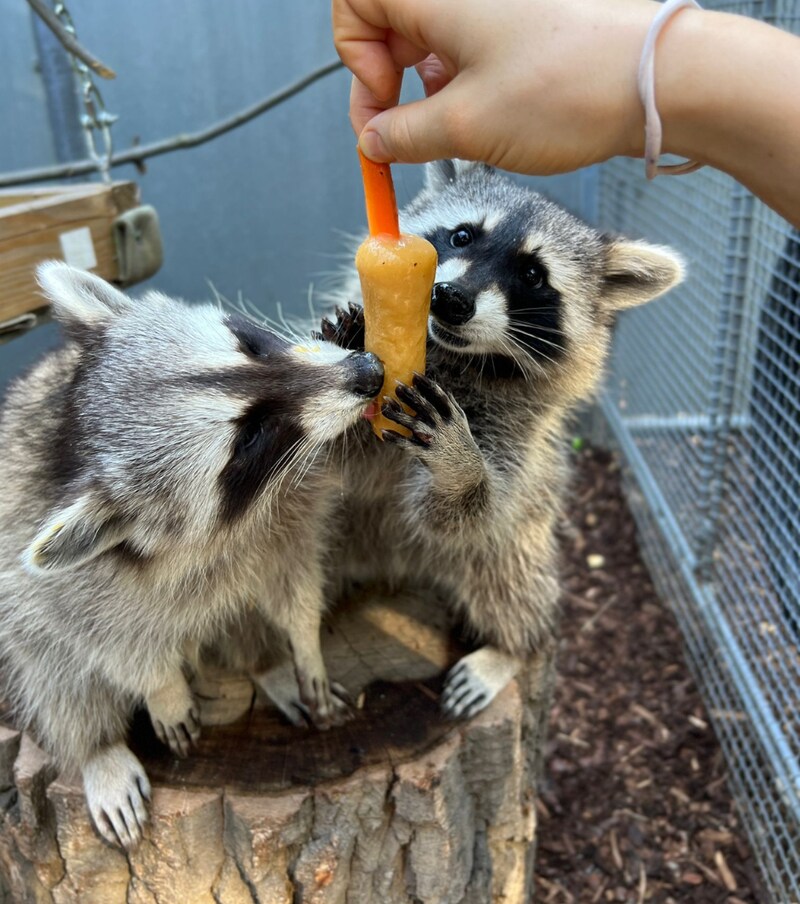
(528, 3), (800, 898)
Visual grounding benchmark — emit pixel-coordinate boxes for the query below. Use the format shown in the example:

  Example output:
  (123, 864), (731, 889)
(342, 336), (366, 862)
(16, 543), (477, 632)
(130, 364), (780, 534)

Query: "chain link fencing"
(527, 2), (800, 898)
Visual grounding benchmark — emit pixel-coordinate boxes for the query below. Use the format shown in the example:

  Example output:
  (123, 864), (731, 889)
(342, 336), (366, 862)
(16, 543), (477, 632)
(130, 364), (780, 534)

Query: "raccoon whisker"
(205, 280), (226, 311)
(511, 338), (558, 370)
(506, 323), (564, 348)
(289, 437), (326, 492)
(306, 282), (320, 325)
(499, 334), (549, 382)
(239, 292), (271, 325)
(507, 322), (565, 340)
(508, 323), (565, 338)
(248, 307), (309, 347)
(330, 227), (363, 243)
(205, 280), (243, 318)
(259, 434), (313, 518)
(281, 433), (325, 500)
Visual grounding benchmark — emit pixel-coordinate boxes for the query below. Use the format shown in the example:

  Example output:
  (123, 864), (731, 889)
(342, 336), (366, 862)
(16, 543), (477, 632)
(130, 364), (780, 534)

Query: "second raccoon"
(0, 264), (382, 848)
(321, 161), (684, 719)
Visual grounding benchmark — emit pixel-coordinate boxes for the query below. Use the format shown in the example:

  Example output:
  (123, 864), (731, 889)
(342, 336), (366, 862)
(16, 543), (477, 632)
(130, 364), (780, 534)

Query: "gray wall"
(0, 0), (426, 386)
(0, 0), (599, 391)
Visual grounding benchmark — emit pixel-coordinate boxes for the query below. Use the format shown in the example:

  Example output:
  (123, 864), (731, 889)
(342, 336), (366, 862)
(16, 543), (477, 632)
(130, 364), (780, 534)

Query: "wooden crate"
(0, 181), (140, 323)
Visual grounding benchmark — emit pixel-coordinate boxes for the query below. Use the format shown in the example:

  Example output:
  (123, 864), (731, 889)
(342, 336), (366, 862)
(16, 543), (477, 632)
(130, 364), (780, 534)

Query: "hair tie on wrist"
(638, 0), (703, 180)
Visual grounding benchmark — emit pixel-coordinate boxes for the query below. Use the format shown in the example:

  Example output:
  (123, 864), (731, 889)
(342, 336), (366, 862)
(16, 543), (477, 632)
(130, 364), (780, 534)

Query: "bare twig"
(636, 862), (647, 904)
(26, 0), (116, 79)
(0, 59), (344, 189)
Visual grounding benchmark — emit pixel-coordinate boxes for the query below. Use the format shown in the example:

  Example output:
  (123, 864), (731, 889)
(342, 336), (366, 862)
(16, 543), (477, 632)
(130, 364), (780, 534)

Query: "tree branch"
(0, 59), (344, 188)
(26, 0), (116, 80)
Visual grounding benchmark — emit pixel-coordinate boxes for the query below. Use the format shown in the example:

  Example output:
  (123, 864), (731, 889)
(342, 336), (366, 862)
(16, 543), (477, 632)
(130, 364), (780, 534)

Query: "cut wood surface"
(0, 182), (140, 322)
(0, 587), (554, 904)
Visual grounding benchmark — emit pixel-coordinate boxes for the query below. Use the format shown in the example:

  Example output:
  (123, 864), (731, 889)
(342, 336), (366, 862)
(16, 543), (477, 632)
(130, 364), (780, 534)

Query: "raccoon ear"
(424, 159), (493, 192)
(424, 159), (457, 192)
(23, 494), (129, 573)
(600, 240), (685, 311)
(37, 261), (131, 334)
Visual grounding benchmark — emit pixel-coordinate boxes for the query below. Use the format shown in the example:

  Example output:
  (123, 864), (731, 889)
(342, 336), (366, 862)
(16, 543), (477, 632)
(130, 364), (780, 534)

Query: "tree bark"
(0, 587), (555, 904)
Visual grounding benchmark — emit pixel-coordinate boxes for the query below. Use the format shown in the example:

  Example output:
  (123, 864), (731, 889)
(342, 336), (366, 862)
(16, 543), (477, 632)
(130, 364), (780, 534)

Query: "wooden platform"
(0, 182), (140, 325)
(0, 587), (554, 904)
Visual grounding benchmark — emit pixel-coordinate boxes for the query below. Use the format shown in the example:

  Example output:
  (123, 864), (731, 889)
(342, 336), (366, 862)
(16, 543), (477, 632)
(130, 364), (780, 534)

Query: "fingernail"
(359, 128), (393, 163)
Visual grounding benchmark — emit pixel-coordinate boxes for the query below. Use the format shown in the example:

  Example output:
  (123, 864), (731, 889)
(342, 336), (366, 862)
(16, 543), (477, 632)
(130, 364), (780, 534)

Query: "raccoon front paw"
(441, 647), (522, 720)
(83, 744), (151, 849)
(147, 684), (201, 758)
(317, 302), (365, 351)
(381, 374), (477, 464)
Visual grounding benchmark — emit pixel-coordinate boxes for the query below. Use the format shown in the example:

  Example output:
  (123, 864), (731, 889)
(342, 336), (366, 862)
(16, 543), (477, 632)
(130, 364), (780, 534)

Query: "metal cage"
(529, 2), (800, 898)
(599, 173), (800, 900)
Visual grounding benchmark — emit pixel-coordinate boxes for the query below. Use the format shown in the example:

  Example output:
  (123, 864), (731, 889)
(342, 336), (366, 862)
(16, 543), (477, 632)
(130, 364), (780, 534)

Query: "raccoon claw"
(382, 375), (472, 459)
(320, 317), (338, 343)
(319, 302), (365, 350)
(441, 662), (489, 720)
(441, 648), (522, 720)
(331, 680), (355, 709)
(153, 709), (200, 758)
(83, 745), (151, 850)
(401, 373), (454, 422)
(298, 673), (354, 729)
(148, 689), (201, 758)
(284, 700), (314, 729)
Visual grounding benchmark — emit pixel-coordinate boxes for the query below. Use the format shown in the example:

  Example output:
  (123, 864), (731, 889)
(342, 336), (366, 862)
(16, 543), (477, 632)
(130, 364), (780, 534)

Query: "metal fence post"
(694, 185), (755, 580)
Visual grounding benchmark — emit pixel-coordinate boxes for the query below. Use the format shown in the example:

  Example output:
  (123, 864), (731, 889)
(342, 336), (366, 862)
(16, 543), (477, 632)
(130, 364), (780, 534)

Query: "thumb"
(358, 90), (460, 164)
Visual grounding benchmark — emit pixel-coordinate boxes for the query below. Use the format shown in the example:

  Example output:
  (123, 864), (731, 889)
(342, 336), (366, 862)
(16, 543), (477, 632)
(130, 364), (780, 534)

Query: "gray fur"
(0, 263), (381, 847)
(321, 162), (684, 716)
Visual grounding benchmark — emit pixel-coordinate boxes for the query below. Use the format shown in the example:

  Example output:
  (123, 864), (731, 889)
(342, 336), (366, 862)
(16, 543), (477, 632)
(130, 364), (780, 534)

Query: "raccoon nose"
(431, 283), (475, 325)
(346, 351), (384, 398)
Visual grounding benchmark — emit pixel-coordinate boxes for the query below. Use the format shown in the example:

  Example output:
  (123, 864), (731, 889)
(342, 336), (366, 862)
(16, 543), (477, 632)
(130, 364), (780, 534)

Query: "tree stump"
(0, 587), (555, 904)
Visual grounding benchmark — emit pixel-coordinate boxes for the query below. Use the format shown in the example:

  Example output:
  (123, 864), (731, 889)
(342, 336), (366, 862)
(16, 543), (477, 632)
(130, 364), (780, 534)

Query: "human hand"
(333, 0), (665, 175)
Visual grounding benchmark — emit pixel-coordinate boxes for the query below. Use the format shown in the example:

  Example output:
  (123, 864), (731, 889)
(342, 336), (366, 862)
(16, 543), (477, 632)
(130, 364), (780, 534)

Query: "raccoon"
(320, 161), (684, 719)
(0, 263), (382, 848)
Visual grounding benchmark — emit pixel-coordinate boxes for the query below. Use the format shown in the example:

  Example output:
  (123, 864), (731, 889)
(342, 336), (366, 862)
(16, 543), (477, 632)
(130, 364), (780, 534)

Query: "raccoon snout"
(431, 283), (475, 326)
(345, 351), (384, 398)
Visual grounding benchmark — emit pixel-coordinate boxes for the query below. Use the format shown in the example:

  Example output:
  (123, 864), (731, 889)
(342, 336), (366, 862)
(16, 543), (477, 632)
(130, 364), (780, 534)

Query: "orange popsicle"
(355, 149), (438, 437)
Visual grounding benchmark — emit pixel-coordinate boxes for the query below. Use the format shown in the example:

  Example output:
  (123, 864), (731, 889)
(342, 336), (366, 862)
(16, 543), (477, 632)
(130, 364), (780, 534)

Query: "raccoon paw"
(147, 684), (201, 758)
(298, 671), (354, 730)
(151, 707), (201, 758)
(83, 744), (151, 849)
(318, 302), (365, 351)
(441, 648), (522, 720)
(381, 373), (476, 462)
(255, 661), (313, 727)
(256, 661), (352, 729)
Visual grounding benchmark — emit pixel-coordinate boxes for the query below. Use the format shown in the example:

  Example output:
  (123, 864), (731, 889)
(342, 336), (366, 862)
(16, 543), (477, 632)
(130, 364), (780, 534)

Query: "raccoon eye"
(449, 226), (473, 248)
(523, 264), (546, 290)
(235, 420), (265, 456)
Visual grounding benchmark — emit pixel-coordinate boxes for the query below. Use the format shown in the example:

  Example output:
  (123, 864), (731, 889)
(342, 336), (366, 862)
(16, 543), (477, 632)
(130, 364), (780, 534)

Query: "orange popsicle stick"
(358, 148), (400, 238)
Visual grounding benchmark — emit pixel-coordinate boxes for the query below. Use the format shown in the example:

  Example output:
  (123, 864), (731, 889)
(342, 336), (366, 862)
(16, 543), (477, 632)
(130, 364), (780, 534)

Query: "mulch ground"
(534, 447), (768, 904)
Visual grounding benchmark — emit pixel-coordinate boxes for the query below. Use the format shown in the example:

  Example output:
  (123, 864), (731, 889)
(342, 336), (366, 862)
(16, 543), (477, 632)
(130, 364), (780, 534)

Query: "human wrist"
(652, 9), (780, 173)
(650, 8), (720, 164)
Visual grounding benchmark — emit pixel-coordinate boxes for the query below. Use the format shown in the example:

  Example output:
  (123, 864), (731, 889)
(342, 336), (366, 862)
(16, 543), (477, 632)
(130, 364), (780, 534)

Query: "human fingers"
(348, 30), (435, 134)
(350, 75), (400, 138)
(332, 0), (401, 103)
(413, 54), (452, 98)
(358, 82), (469, 164)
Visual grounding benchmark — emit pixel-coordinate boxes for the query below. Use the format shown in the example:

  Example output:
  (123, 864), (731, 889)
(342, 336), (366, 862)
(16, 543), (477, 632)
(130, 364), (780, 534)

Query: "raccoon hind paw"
(441, 647), (522, 720)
